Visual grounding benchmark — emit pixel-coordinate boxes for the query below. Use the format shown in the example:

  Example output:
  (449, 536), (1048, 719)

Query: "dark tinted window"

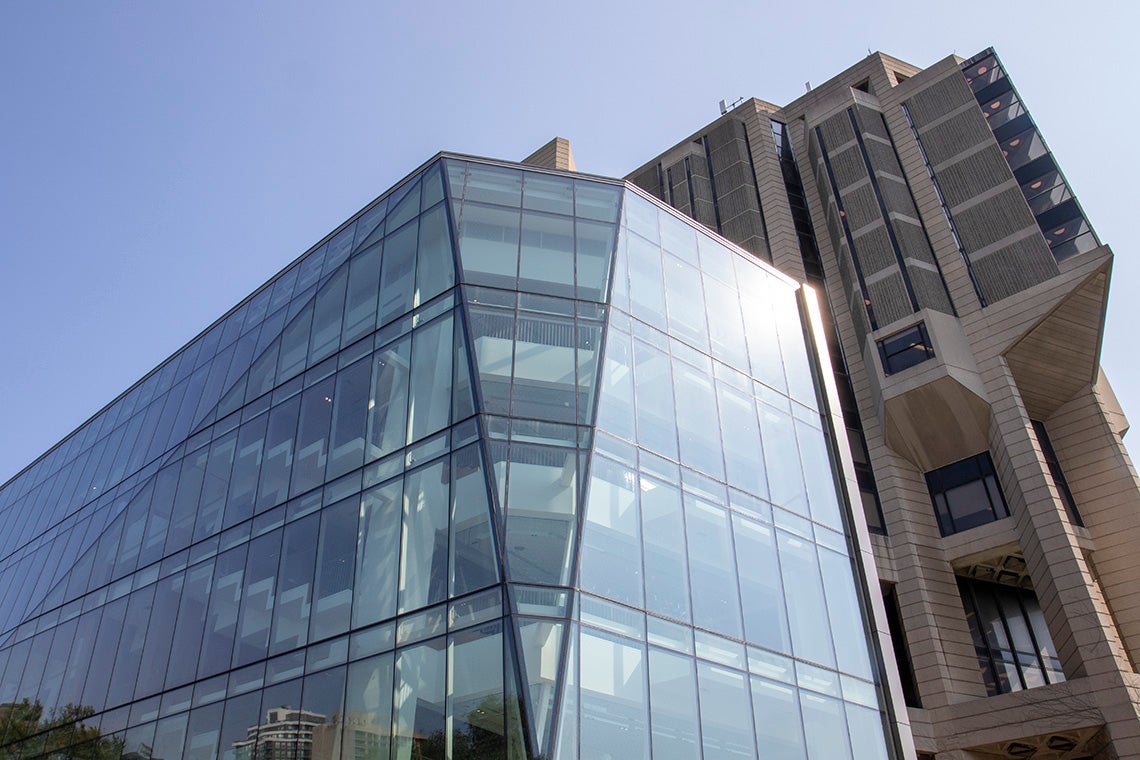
(925, 452), (1009, 536)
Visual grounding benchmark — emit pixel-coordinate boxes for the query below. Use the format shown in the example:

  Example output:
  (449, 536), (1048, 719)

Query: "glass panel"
(459, 203), (521, 289)
(524, 173), (573, 215)
(256, 396), (301, 512)
(166, 559), (214, 689)
(505, 444), (578, 585)
(407, 314), (454, 443)
(311, 497), (358, 641)
(185, 701), (224, 760)
(325, 357), (371, 481)
(225, 413), (268, 528)
(580, 456), (643, 607)
(270, 513), (319, 656)
(737, 265), (787, 394)
(685, 495), (742, 638)
(198, 544), (248, 680)
(301, 665), (347, 758)
(136, 573), (183, 696)
(219, 690), (263, 760)
(290, 376), (335, 498)
(627, 232), (667, 330)
(278, 301), (315, 381)
(847, 704), (890, 760)
(195, 430), (237, 542)
(387, 179), (421, 232)
(594, 326), (635, 442)
(633, 339), (678, 459)
(379, 220), (418, 326)
(345, 652), (395, 760)
(310, 267), (349, 364)
(511, 311), (577, 423)
(367, 336), (412, 462)
(576, 219), (616, 303)
(344, 242), (383, 346)
(799, 692), (853, 759)
(777, 531), (836, 668)
(733, 515), (790, 652)
(469, 306), (514, 415)
(393, 638), (447, 760)
(519, 210), (574, 297)
(416, 203), (455, 307)
(751, 677), (807, 760)
(664, 255), (709, 349)
(673, 359), (724, 479)
(466, 164), (523, 207)
(648, 647), (701, 760)
(449, 621), (506, 757)
(233, 528), (281, 667)
(579, 627), (650, 760)
(760, 403), (807, 517)
(698, 662), (756, 760)
(818, 548), (874, 679)
(519, 618), (564, 756)
(353, 479), (402, 629)
(450, 444), (499, 597)
(718, 383), (767, 499)
(399, 459), (450, 613)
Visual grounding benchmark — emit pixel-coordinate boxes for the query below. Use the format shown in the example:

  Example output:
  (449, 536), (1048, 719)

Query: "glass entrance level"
(0, 154), (899, 760)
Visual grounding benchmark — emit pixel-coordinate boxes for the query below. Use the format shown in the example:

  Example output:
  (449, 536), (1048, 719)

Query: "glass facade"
(0, 155), (897, 759)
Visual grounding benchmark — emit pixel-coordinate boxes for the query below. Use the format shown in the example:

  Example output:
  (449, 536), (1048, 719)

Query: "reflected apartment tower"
(625, 48), (1140, 758)
(0, 153), (905, 758)
(232, 708), (328, 760)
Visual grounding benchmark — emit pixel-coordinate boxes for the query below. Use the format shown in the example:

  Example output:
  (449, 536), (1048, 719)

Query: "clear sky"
(1, 0), (1137, 483)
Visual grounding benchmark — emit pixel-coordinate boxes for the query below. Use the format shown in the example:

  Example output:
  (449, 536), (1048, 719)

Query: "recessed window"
(958, 576), (1064, 695)
(1031, 420), (1083, 527)
(876, 322), (935, 376)
(883, 584), (921, 707)
(925, 452), (1009, 536)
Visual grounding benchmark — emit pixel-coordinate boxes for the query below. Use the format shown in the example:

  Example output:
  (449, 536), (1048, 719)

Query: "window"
(958, 576), (1064, 695)
(876, 322), (934, 376)
(925, 453), (1009, 536)
(882, 584), (921, 708)
(1031, 420), (1083, 527)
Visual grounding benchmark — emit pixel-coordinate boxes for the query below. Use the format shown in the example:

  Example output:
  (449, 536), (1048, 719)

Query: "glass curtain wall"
(0, 156), (897, 760)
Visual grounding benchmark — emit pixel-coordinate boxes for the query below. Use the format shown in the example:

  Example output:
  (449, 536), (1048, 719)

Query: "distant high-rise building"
(0, 153), (903, 758)
(627, 48), (1140, 759)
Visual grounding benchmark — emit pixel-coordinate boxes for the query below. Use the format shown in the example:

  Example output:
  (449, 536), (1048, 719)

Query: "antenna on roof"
(719, 97), (746, 115)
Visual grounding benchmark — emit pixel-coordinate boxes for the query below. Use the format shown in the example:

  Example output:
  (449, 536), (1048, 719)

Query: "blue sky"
(1, 1), (1137, 482)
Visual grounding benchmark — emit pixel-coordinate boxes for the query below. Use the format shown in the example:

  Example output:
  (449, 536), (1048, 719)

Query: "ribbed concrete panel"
(853, 226), (898, 276)
(970, 236), (1062, 305)
(831, 145), (870, 190)
(935, 146), (1012, 208)
(843, 183), (882, 231)
(953, 187), (1039, 251)
(918, 110), (994, 167)
(905, 73), (976, 127)
(893, 219), (937, 266)
(866, 272), (915, 326)
(910, 266), (955, 314)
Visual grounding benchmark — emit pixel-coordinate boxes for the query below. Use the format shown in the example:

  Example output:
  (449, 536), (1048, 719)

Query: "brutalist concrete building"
(627, 48), (1140, 759)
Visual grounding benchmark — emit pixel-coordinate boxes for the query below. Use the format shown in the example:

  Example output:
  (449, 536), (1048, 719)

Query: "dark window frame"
(1030, 420), (1083, 527)
(925, 452), (1010, 536)
(876, 322), (935, 376)
(957, 575), (1064, 696)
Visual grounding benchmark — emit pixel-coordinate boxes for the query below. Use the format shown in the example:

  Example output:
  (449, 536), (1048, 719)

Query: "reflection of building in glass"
(232, 708), (328, 760)
(3, 46), (1137, 760)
